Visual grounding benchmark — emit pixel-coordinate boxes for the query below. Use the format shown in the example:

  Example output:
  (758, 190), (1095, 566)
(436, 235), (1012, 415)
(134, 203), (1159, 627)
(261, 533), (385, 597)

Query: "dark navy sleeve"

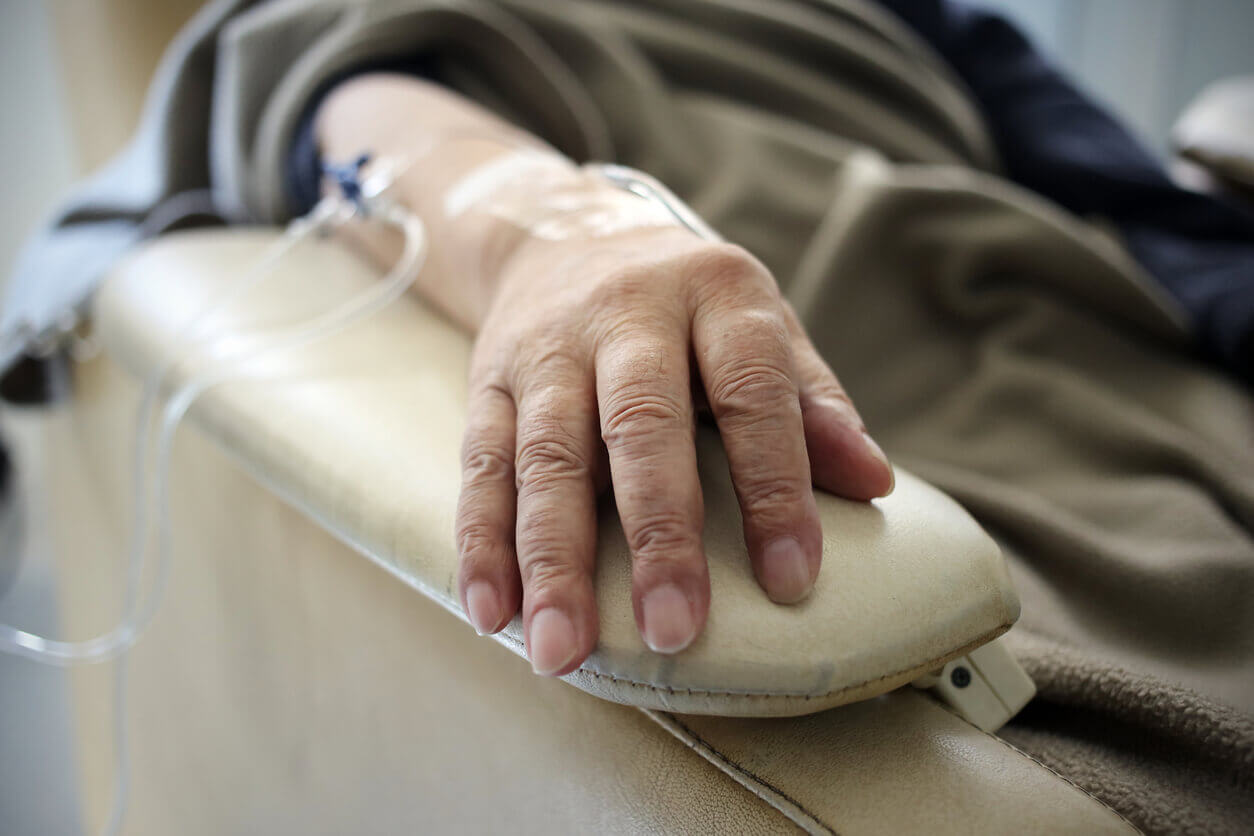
(284, 57), (440, 218)
(286, 101), (325, 218)
(877, 0), (1254, 383)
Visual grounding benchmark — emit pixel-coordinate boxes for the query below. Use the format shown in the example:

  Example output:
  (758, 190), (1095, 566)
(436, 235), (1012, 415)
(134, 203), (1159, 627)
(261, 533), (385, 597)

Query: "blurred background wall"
(991, 0), (1254, 151)
(1, 0), (205, 302)
(1, 1), (1252, 834)
(0, 0), (77, 308)
(1, 4), (201, 835)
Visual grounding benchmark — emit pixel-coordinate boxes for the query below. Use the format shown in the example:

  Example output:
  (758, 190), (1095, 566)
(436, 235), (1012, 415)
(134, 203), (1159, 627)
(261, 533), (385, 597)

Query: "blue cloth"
(878, 0), (1254, 382)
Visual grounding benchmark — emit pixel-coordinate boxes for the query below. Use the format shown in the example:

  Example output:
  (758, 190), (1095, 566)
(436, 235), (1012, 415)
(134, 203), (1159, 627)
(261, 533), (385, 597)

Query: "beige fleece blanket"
(15, 0), (1253, 830)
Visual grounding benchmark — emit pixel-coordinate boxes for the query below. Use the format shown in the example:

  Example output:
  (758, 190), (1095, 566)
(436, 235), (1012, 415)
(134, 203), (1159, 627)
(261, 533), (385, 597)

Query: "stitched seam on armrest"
(579, 657), (918, 698)
(568, 621), (1012, 701)
(329, 526), (1012, 705)
(935, 703), (1143, 834)
(650, 711), (839, 836)
(231, 440), (1014, 706)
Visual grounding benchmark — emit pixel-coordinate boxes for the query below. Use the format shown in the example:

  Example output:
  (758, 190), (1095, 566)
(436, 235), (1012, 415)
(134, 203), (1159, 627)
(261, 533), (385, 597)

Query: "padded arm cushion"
(94, 229), (1019, 717)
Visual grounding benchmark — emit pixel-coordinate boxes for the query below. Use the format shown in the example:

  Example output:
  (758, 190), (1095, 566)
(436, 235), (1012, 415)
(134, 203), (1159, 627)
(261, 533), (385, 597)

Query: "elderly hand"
(456, 219), (894, 675)
(315, 73), (893, 676)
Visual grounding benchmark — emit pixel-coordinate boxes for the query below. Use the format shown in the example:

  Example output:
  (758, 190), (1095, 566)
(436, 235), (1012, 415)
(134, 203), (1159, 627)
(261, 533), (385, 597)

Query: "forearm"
(314, 73), (582, 330)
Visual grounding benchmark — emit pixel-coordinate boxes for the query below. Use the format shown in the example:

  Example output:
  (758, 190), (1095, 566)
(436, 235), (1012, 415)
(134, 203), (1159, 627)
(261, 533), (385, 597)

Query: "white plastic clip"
(912, 636), (1036, 732)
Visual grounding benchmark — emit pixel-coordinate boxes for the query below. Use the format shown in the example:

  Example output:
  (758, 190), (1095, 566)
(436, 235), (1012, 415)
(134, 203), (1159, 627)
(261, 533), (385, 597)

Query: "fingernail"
(529, 608), (579, 676)
(760, 536), (814, 604)
(465, 581), (501, 636)
(641, 583), (698, 654)
(861, 431), (895, 495)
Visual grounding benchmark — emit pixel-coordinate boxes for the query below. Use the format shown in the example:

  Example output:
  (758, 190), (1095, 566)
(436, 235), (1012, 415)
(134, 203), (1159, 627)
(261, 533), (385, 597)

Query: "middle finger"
(513, 359), (601, 676)
(596, 315), (709, 655)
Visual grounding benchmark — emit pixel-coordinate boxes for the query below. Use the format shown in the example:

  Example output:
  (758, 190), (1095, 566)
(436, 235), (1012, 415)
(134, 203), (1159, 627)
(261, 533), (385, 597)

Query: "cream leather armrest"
(93, 228), (1020, 717)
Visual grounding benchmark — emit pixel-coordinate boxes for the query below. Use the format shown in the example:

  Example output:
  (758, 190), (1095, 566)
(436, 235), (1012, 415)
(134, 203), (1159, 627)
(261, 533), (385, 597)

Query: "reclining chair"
(35, 227), (1134, 833)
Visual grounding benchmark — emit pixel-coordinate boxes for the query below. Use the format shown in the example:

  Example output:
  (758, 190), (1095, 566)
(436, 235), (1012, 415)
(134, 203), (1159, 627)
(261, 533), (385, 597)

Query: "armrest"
(93, 228), (1020, 717)
(1172, 75), (1254, 200)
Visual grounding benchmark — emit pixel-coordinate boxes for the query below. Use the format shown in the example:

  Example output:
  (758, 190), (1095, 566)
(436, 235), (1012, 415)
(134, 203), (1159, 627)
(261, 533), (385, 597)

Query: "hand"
(455, 220), (894, 675)
(313, 72), (891, 675)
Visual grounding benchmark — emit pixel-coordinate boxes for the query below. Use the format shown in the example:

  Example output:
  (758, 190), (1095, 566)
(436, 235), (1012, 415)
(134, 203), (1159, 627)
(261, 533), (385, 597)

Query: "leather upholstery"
(92, 229), (1019, 717)
(40, 370), (792, 833)
(659, 698), (1137, 834)
(43, 354), (1134, 834)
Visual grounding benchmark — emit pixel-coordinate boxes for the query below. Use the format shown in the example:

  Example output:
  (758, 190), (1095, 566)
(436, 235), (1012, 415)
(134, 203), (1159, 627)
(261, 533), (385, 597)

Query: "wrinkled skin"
(315, 73), (894, 676)
(455, 226), (894, 675)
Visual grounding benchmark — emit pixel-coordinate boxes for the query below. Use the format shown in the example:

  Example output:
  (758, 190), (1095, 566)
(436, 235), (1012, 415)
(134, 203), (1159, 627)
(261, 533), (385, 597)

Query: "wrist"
(465, 166), (697, 320)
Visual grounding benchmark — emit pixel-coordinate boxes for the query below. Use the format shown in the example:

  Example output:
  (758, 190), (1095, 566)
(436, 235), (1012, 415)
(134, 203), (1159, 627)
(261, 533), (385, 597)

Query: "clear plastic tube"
(0, 129), (528, 836)
(100, 200), (425, 836)
(589, 163), (722, 242)
(0, 180), (425, 836)
(0, 137), (703, 834)
(1, 127), (549, 666)
(0, 200), (344, 664)
(0, 185), (424, 665)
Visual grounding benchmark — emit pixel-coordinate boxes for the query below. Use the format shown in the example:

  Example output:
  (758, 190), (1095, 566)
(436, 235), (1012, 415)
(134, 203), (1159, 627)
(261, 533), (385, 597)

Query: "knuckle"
(455, 518), (506, 562)
(738, 307), (791, 344)
(519, 550), (585, 593)
(686, 244), (777, 303)
(515, 432), (589, 488)
(703, 306), (791, 358)
(601, 388), (690, 448)
(689, 243), (767, 286)
(738, 474), (808, 518)
(707, 361), (795, 418)
(513, 336), (584, 383)
(596, 310), (669, 351)
(591, 268), (657, 316)
(461, 438), (514, 484)
(626, 507), (701, 564)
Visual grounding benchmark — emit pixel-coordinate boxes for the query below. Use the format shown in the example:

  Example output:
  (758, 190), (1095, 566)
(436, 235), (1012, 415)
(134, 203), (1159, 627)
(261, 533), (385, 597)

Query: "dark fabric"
(286, 100), (325, 216)
(878, 0), (1254, 383)
(286, 56), (440, 216)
